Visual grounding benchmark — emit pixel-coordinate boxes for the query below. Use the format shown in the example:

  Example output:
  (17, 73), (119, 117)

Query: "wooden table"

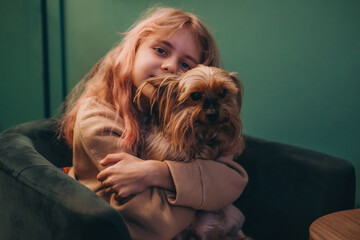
(309, 209), (360, 240)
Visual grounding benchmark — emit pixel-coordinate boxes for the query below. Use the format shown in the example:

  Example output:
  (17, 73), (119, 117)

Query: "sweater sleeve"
(165, 154), (248, 211)
(74, 97), (134, 171)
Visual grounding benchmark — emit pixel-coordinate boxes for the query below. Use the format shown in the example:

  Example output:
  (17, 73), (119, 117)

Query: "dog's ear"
(134, 81), (154, 110)
(229, 72), (243, 110)
(135, 74), (180, 124)
(152, 76), (180, 125)
(143, 74), (180, 103)
(134, 74), (178, 109)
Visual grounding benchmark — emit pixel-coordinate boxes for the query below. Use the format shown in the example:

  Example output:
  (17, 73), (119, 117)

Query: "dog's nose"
(206, 111), (219, 122)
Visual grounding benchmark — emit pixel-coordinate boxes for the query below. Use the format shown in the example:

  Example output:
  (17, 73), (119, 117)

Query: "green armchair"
(0, 119), (355, 240)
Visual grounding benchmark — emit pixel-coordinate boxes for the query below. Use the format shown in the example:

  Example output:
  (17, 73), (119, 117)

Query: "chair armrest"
(0, 131), (131, 240)
(1, 118), (73, 167)
(234, 135), (355, 240)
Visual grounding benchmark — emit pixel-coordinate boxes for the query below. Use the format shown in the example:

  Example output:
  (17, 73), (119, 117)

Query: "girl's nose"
(161, 59), (177, 74)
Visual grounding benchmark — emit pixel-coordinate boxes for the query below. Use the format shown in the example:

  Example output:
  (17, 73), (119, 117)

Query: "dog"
(135, 65), (249, 240)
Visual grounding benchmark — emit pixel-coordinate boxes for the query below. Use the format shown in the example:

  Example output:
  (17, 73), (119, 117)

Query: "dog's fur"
(135, 65), (248, 240)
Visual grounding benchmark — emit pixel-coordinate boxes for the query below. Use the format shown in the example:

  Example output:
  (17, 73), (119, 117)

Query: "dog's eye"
(190, 92), (202, 101)
(218, 89), (227, 98)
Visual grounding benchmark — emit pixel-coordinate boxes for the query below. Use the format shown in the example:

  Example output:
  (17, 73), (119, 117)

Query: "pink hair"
(59, 7), (221, 152)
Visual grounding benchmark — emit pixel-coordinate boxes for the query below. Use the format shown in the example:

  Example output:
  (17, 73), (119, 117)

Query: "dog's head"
(177, 65), (242, 126)
(136, 65), (243, 155)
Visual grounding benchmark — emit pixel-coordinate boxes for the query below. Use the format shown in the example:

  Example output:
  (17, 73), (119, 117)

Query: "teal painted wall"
(0, 0), (45, 129)
(1, 0), (359, 207)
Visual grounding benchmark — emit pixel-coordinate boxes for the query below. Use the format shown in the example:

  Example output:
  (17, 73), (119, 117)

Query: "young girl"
(59, 7), (248, 240)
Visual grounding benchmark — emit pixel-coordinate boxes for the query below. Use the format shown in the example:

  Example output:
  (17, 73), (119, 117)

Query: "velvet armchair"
(0, 119), (355, 240)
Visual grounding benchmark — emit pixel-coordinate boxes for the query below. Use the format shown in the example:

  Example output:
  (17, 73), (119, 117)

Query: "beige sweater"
(68, 97), (248, 240)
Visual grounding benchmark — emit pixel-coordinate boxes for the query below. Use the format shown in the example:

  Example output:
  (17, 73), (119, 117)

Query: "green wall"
(1, 0), (359, 207)
(0, 0), (45, 129)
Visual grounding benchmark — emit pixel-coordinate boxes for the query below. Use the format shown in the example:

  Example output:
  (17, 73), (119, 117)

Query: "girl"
(59, 7), (248, 240)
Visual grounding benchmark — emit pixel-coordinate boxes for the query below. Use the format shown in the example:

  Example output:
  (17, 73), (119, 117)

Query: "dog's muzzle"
(206, 111), (219, 122)
(204, 98), (220, 123)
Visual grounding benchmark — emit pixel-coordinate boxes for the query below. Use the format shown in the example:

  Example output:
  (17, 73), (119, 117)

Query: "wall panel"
(0, 0), (45, 130)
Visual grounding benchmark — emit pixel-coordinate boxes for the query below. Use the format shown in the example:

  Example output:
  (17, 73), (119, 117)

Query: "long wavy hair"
(59, 7), (221, 152)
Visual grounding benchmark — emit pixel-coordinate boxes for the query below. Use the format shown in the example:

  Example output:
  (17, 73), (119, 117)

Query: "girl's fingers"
(100, 152), (126, 166)
(97, 169), (109, 181)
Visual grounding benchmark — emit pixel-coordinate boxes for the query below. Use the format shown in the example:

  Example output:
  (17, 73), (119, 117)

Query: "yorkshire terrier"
(135, 65), (250, 240)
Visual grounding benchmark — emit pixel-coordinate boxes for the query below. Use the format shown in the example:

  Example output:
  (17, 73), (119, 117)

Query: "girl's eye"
(218, 89), (227, 98)
(154, 48), (167, 56)
(180, 62), (191, 70)
(190, 92), (202, 101)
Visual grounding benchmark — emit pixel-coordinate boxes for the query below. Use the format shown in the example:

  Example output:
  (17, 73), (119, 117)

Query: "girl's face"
(132, 28), (201, 89)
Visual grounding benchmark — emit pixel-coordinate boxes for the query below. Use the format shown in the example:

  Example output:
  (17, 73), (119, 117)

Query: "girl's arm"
(98, 140), (248, 211)
(164, 153), (248, 211)
(166, 137), (248, 211)
(97, 153), (175, 200)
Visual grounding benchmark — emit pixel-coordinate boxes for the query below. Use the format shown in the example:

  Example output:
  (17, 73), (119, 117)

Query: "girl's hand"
(97, 153), (149, 201)
(97, 152), (175, 201)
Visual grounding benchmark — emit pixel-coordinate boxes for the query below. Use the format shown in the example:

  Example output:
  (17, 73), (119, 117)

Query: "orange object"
(61, 167), (71, 174)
